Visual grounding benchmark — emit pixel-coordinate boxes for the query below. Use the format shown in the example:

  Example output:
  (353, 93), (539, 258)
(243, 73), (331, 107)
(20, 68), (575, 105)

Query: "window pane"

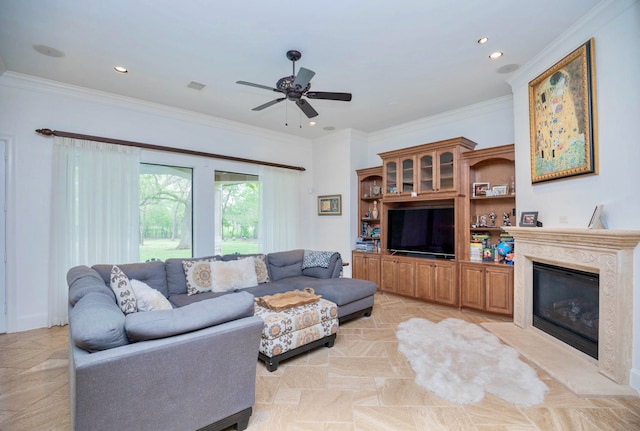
(215, 171), (259, 255)
(140, 163), (193, 261)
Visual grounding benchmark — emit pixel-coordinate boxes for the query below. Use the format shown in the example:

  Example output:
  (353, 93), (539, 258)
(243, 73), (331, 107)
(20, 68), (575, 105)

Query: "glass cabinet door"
(419, 153), (434, 191)
(385, 160), (397, 194)
(439, 151), (455, 190)
(401, 157), (414, 193)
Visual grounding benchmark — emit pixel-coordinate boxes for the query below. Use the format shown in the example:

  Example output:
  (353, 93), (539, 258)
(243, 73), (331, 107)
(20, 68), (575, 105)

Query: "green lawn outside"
(139, 238), (259, 262)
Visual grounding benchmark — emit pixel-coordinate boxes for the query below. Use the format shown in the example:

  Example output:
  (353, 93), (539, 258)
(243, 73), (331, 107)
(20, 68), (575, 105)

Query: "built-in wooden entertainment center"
(352, 137), (516, 315)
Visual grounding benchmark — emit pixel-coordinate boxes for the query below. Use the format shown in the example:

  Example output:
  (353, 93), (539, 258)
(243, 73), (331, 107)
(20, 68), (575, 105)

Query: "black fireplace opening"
(532, 261), (599, 359)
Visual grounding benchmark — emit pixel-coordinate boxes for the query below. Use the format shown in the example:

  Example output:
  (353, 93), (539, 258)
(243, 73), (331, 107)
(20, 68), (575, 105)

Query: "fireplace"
(483, 227), (640, 395)
(532, 262), (599, 359)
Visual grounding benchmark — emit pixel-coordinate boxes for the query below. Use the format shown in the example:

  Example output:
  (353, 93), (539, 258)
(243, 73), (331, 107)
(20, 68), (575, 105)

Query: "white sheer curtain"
(258, 165), (301, 252)
(48, 137), (140, 326)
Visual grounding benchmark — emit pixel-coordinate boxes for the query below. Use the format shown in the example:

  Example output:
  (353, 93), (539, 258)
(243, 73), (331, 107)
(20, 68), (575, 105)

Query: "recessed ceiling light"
(497, 64), (520, 74)
(114, 66), (128, 74)
(323, 126), (336, 131)
(477, 37), (489, 44)
(489, 51), (504, 60)
(309, 121), (317, 126)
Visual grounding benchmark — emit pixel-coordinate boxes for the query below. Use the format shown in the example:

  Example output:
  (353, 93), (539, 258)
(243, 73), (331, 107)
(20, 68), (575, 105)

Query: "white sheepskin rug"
(396, 317), (548, 406)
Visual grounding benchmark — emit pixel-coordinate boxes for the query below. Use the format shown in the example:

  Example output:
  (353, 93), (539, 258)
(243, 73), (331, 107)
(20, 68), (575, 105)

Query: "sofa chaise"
(67, 249), (376, 431)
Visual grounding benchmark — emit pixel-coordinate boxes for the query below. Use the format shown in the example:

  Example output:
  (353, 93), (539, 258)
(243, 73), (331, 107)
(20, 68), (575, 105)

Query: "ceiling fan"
(236, 50), (352, 119)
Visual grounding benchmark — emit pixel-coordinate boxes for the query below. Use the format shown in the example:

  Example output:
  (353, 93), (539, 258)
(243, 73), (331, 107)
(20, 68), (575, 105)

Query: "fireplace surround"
(483, 227), (640, 396)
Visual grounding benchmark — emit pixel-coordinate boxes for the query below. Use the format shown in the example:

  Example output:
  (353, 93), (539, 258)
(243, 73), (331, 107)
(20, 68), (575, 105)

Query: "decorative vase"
(372, 201), (379, 219)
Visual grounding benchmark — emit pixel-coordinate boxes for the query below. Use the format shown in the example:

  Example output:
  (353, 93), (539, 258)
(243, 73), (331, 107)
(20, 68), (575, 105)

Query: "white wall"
(0, 73), (313, 332)
(507, 0), (640, 390)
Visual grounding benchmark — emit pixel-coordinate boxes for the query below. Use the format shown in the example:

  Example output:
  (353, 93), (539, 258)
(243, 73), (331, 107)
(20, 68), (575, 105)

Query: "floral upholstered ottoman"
(254, 298), (339, 371)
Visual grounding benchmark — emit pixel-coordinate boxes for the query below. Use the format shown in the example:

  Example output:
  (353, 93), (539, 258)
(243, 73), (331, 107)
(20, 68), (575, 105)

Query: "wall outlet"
(559, 215), (568, 223)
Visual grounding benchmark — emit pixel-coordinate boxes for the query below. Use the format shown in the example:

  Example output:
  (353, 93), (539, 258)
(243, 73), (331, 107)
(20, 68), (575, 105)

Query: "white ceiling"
(0, 0), (601, 139)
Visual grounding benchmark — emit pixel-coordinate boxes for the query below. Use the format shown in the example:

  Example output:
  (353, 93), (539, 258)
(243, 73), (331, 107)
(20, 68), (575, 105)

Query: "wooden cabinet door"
(437, 150), (456, 191)
(352, 253), (366, 280)
(485, 266), (513, 315)
(366, 255), (381, 287)
(433, 260), (457, 306)
(415, 261), (435, 301)
(460, 263), (485, 310)
(384, 159), (398, 195)
(381, 257), (398, 293)
(396, 260), (416, 297)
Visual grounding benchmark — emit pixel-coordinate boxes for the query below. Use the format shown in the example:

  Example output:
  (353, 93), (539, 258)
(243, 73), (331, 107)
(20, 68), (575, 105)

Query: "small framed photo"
(318, 194), (342, 216)
(472, 182), (490, 197)
(492, 185), (508, 196)
(519, 211), (539, 227)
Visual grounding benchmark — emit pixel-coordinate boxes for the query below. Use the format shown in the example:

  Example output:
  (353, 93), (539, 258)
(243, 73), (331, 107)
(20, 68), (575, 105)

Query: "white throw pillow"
(210, 258), (258, 292)
(182, 258), (216, 296)
(110, 265), (138, 314)
(130, 279), (173, 312)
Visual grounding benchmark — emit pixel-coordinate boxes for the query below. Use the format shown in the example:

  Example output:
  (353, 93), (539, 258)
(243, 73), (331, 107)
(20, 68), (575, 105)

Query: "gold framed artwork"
(318, 194), (342, 216)
(528, 38), (598, 183)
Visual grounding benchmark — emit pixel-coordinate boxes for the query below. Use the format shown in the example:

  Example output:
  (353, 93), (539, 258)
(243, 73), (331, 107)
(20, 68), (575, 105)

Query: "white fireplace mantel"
(503, 227), (640, 386)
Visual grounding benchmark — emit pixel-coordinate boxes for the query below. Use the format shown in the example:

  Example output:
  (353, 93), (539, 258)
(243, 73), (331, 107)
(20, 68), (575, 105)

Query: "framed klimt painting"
(528, 38), (598, 183)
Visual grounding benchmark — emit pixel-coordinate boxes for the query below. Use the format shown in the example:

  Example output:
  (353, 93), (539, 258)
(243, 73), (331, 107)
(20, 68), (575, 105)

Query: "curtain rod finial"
(36, 128), (54, 136)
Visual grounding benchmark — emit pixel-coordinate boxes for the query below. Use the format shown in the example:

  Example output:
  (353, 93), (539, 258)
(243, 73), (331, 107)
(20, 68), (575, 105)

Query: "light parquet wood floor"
(1, 292), (639, 430)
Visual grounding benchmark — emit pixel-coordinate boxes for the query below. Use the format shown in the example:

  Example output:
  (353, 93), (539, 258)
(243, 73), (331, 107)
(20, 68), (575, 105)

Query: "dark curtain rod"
(35, 128), (306, 172)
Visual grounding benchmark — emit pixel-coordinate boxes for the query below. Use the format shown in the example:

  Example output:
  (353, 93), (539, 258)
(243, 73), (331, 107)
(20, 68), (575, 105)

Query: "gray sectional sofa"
(67, 249), (376, 431)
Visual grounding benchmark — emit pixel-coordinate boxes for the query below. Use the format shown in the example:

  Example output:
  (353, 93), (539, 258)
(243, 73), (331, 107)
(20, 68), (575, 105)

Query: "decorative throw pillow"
(302, 250), (337, 269)
(130, 279), (173, 311)
(183, 258), (216, 296)
(252, 254), (270, 283)
(210, 258), (258, 292)
(110, 265), (138, 314)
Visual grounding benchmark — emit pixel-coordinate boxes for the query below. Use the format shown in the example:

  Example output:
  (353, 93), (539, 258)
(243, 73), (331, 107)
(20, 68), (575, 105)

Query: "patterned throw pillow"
(302, 250), (337, 269)
(182, 259), (216, 296)
(252, 254), (270, 283)
(110, 265), (138, 314)
(130, 279), (173, 311)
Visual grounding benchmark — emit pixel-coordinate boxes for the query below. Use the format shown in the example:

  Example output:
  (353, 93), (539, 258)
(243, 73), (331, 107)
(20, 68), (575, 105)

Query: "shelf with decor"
(459, 144), (515, 316)
(353, 166), (383, 284)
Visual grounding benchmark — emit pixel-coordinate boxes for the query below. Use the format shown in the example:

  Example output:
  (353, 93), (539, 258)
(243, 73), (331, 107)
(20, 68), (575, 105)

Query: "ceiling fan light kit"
(237, 50), (352, 120)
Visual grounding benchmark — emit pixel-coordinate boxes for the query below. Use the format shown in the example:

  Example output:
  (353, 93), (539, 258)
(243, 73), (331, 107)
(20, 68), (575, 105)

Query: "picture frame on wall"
(318, 194), (342, 216)
(519, 211), (539, 227)
(528, 38), (598, 184)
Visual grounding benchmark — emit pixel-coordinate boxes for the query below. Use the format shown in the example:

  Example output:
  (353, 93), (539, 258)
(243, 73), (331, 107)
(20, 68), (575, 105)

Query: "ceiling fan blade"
(295, 99), (318, 118)
(236, 80), (280, 93)
(252, 97), (286, 111)
(292, 67), (315, 91)
(306, 91), (352, 102)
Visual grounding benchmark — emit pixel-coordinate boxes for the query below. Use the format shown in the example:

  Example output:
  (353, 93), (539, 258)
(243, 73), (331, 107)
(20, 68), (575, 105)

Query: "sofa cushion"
(124, 291), (255, 342)
(182, 258), (216, 296)
(67, 265), (114, 306)
(110, 265), (138, 314)
(272, 276), (377, 307)
(211, 258), (258, 292)
(165, 255), (220, 296)
(221, 253), (271, 284)
(93, 261), (169, 297)
(130, 279), (173, 311)
(69, 292), (129, 352)
(267, 249), (304, 281)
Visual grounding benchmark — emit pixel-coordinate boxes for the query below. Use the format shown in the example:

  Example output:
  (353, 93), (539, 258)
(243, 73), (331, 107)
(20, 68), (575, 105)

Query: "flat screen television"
(387, 207), (455, 258)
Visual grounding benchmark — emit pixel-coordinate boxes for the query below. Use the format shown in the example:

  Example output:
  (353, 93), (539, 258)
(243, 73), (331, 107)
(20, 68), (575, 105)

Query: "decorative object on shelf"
(480, 215), (487, 227)
(488, 212), (496, 228)
(502, 212), (512, 226)
(519, 211), (539, 227)
(372, 200), (379, 219)
(492, 185), (508, 196)
(372, 181), (381, 196)
(472, 182), (490, 197)
(318, 194), (342, 216)
(528, 38), (597, 184)
(510, 176), (516, 195)
(496, 241), (513, 265)
(587, 204), (607, 229)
